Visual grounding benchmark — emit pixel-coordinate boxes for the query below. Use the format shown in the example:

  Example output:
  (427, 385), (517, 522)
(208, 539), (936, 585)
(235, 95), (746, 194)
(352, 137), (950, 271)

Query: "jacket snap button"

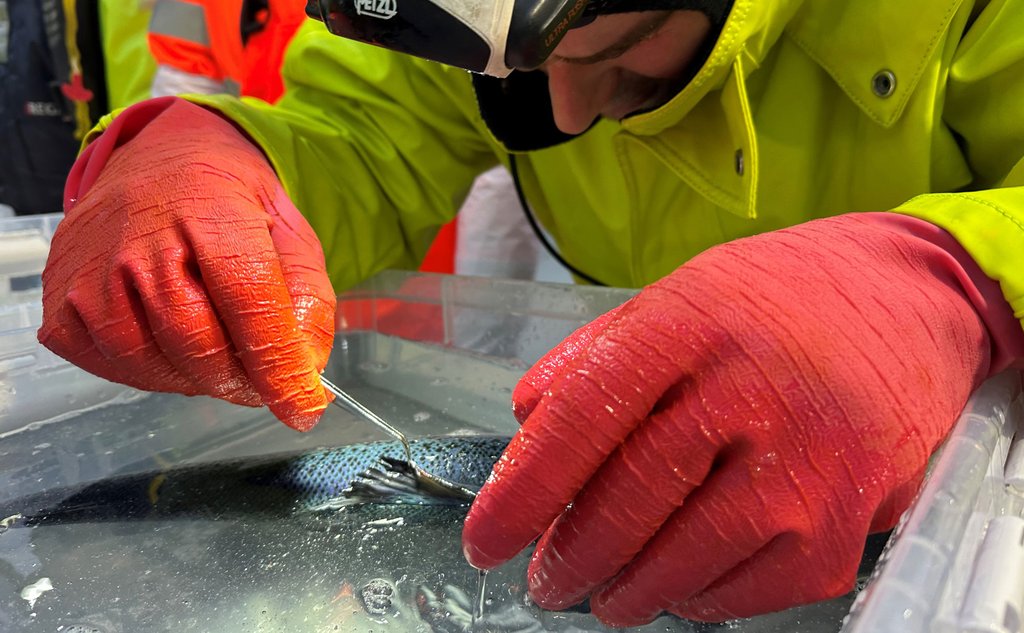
(872, 70), (897, 98)
(734, 148), (744, 175)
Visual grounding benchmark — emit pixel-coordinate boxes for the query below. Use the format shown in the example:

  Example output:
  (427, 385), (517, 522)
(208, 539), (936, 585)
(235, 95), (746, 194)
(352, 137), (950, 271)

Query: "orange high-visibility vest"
(238, 1), (306, 102)
(147, 0), (305, 102)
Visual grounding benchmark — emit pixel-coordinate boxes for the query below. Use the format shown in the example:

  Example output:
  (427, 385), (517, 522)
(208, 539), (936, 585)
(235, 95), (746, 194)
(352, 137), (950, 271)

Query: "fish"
(0, 434), (557, 632)
(0, 434), (890, 632)
(0, 435), (511, 526)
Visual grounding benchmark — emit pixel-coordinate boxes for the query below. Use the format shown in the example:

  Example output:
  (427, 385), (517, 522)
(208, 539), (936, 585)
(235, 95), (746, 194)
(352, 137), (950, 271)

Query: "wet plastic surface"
(0, 267), (1016, 632)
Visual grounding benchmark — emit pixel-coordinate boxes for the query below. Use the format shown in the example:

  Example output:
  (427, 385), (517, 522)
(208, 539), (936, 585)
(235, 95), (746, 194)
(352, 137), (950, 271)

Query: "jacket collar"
(622, 0), (804, 135)
(476, 0), (963, 218)
(620, 0), (963, 219)
(785, 0), (963, 128)
(619, 0), (804, 219)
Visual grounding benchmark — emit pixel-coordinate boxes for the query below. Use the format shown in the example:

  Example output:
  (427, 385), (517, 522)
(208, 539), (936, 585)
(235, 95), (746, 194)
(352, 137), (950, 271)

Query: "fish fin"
(325, 456), (468, 507)
(343, 457), (438, 505)
(310, 457), (476, 510)
(305, 460), (430, 510)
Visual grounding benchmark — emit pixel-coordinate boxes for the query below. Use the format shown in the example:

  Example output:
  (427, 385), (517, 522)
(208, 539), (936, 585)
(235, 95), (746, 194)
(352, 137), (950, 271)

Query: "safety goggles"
(305, 0), (617, 77)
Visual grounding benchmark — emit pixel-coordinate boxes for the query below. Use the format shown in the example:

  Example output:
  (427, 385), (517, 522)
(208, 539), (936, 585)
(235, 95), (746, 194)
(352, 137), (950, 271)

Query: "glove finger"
(511, 302), (627, 423)
(589, 463), (778, 627)
(40, 210), (262, 408)
(265, 185), (337, 375)
(525, 393), (716, 610)
(184, 205), (329, 431)
(38, 206), (184, 392)
(463, 303), (713, 570)
(669, 528), (863, 622)
(135, 252), (263, 406)
(40, 276), (191, 396)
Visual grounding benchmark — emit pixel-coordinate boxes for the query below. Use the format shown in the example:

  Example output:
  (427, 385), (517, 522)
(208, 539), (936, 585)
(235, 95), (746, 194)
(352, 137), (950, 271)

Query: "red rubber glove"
(463, 212), (1024, 625)
(38, 97), (336, 431)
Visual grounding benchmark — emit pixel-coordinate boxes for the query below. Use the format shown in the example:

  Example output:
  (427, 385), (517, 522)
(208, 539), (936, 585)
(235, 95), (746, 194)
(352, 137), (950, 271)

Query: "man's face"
(541, 10), (712, 135)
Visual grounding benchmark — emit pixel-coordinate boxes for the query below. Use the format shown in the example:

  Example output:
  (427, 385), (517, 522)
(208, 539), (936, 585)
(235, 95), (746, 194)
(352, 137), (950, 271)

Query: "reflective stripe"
(150, 64), (226, 97)
(149, 0), (209, 46)
(0, 1), (9, 64)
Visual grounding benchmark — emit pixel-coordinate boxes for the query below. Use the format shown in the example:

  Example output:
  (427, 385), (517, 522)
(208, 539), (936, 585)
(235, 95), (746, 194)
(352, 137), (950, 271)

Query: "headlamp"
(306, 0), (594, 77)
(307, 0), (731, 77)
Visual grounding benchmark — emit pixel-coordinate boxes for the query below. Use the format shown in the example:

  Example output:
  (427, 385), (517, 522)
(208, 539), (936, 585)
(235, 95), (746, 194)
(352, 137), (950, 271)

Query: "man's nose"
(544, 62), (606, 136)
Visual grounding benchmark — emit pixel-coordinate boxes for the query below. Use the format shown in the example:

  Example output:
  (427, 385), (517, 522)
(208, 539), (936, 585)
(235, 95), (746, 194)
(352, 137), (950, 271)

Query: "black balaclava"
(475, 0), (735, 151)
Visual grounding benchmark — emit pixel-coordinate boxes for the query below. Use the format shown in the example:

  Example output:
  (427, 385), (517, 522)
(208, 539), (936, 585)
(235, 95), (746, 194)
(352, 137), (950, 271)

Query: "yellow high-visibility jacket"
(100, 0), (156, 110)
(89, 0), (1024, 332)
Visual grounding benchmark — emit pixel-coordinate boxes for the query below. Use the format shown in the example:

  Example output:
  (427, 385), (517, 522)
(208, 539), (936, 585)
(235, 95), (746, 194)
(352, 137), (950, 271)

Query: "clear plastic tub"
(0, 213), (61, 308)
(0, 269), (1019, 633)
